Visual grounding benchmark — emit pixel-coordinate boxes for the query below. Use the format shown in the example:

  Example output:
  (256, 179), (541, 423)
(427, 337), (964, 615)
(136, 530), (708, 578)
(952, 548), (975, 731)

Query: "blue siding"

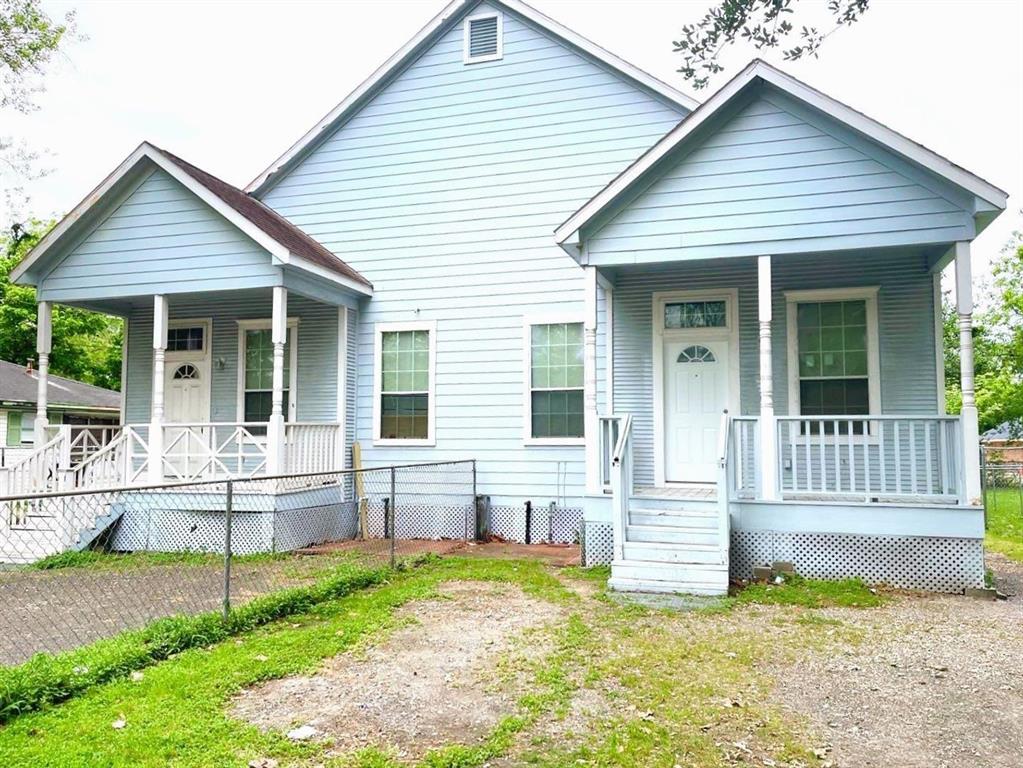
(40, 166), (281, 302)
(260, 2), (686, 502)
(612, 250), (940, 486)
(124, 292), (339, 423)
(586, 91), (975, 264)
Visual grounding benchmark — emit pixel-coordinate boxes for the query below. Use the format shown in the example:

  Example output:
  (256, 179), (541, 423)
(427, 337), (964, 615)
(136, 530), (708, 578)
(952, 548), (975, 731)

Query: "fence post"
(223, 479), (233, 622)
(389, 465), (396, 569)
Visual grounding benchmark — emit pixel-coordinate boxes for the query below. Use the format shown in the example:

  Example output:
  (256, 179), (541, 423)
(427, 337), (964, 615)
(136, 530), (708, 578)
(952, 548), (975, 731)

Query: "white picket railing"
(598, 415), (623, 492)
(71, 426), (150, 490)
(0, 430), (67, 497)
(285, 423), (342, 475)
(775, 415), (964, 503)
(608, 413), (633, 563)
(730, 416), (759, 500)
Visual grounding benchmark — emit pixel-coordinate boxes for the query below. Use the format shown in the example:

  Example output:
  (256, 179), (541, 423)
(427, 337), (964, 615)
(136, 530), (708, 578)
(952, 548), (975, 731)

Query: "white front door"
(664, 339), (729, 483)
(165, 361), (209, 423)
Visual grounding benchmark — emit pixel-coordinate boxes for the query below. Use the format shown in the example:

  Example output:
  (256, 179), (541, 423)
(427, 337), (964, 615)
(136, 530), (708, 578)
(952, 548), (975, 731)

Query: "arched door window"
(676, 345), (716, 363)
(172, 363), (200, 380)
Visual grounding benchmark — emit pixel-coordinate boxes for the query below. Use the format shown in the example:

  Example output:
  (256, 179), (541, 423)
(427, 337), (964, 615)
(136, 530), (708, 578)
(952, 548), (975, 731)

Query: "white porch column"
(583, 266), (600, 494)
(757, 256), (779, 500)
(266, 286), (288, 475)
(34, 301), (52, 447)
(148, 295), (169, 483)
(955, 242), (982, 503)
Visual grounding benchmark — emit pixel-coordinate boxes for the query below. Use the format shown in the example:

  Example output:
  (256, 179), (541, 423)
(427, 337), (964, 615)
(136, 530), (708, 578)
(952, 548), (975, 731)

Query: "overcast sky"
(13, 0), (1023, 279)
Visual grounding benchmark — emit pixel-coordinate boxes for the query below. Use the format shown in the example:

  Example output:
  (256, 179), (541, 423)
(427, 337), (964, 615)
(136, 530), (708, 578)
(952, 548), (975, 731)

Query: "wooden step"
(626, 524), (719, 546)
(628, 508), (718, 528)
(622, 541), (723, 564)
(609, 560), (729, 596)
(627, 495), (717, 512)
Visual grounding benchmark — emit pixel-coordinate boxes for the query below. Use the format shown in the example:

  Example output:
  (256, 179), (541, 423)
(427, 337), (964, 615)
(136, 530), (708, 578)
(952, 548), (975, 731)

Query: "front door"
(664, 339), (729, 483)
(165, 361), (209, 424)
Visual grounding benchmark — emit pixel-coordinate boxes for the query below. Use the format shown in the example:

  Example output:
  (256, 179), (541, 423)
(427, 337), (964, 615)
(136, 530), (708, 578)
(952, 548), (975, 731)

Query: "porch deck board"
(634, 485), (717, 501)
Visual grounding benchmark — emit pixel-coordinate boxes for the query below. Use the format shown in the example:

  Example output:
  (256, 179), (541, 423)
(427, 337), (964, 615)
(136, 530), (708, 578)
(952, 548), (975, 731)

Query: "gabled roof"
(245, 0), (700, 195)
(0, 360), (120, 411)
(12, 142), (373, 295)
(555, 59), (1009, 248)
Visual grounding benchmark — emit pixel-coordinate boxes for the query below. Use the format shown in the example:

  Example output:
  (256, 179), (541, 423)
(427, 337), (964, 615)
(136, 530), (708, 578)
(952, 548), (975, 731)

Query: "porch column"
(955, 242), (982, 503)
(266, 286), (288, 475)
(148, 295), (169, 483)
(34, 301), (52, 447)
(757, 256), (779, 500)
(583, 266), (600, 494)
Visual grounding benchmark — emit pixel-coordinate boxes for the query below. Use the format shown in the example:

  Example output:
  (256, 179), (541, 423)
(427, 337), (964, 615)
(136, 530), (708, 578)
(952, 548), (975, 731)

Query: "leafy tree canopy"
(1, 222), (122, 390)
(675, 0), (870, 90)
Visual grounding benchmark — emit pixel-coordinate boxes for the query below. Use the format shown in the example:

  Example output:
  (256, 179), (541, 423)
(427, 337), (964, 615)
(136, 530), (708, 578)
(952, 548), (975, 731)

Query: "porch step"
(609, 561), (729, 596)
(628, 508), (718, 528)
(626, 524), (719, 546)
(622, 541), (723, 565)
(628, 495), (716, 512)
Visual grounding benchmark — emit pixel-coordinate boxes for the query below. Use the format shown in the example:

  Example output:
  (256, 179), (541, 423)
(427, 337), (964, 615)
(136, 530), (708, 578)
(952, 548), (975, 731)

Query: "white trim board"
(556, 59), (1007, 249)
(244, 0), (698, 195)
(651, 288), (740, 487)
(372, 319), (438, 447)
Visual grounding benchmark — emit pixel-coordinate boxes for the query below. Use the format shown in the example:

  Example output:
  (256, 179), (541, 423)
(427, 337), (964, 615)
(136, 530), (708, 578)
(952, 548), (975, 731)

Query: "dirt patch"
(231, 581), (565, 761)
(455, 541), (581, 566)
(771, 554), (1023, 768)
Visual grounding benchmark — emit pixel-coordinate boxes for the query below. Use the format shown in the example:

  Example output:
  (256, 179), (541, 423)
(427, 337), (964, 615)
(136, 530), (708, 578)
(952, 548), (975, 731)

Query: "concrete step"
(609, 560), (729, 596)
(628, 508), (718, 528)
(626, 524), (719, 546)
(622, 541), (723, 564)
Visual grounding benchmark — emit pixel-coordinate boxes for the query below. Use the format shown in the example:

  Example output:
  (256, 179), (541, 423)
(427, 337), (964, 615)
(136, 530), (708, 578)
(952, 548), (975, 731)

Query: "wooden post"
(352, 441), (369, 540)
(267, 286), (287, 475)
(955, 242), (982, 504)
(757, 256), (778, 500)
(34, 301), (52, 447)
(148, 295), (168, 484)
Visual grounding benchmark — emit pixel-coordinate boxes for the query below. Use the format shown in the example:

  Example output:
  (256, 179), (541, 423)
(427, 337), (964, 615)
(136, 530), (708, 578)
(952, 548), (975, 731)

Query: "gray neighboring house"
(0, 359), (120, 466)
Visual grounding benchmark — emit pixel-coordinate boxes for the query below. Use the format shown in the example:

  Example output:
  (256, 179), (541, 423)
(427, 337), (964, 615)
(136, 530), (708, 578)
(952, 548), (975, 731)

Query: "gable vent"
(464, 12), (503, 64)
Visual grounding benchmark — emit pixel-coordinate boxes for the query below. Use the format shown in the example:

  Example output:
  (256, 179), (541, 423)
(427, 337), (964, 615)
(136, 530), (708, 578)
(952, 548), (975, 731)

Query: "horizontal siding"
(587, 91), (975, 264)
(125, 292), (339, 424)
(613, 250), (939, 486)
(260, 1), (686, 503)
(41, 167), (281, 301)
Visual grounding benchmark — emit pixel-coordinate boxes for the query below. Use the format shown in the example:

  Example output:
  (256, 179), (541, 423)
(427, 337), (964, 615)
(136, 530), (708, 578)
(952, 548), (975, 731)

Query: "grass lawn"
(0, 558), (881, 768)
(984, 486), (1023, 562)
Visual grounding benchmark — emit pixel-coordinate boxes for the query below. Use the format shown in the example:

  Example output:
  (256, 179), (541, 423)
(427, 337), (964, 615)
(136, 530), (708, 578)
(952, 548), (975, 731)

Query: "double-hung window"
(374, 321), (436, 445)
(237, 320), (298, 430)
(526, 320), (585, 443)
(5, 411), (26, 446)
(786, 288), (879, 435)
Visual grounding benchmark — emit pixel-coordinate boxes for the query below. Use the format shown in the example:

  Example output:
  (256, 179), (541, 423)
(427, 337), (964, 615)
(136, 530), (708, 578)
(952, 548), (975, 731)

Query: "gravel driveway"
(773, 553), (1023, 768)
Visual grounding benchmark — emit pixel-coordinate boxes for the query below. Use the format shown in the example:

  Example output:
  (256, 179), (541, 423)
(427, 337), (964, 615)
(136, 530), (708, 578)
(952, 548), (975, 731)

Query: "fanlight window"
(677, 345), (716, 363)
(172, 363), (200, 380)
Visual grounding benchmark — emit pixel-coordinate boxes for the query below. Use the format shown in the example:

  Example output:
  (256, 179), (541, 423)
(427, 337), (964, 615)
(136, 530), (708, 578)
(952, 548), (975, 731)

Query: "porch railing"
(285, 422), (342, 475)
(608, 413), (633, 562)
(160, 423), (268, 481)
(598, 415), (623, 492)
(730, 416), (759, 499)
(776, 415), (964, 503)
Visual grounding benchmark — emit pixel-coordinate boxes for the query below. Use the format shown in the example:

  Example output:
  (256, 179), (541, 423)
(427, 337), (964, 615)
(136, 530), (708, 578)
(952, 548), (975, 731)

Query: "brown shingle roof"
(156, 146), (372, 290)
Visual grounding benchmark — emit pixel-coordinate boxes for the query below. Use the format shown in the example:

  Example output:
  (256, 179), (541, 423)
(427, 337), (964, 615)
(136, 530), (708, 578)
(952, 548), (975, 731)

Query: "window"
(527, 321), (584, 441)
(463, 11), (502, 63)
(172, 363), (200, 380)
(166, 326), (205, 352)
(786, 288), (879, 434)
(677, 345), (716, 363)
(664, 301), (726, 329)
(237, 321), (298, 428)
(6, 411), (24, 446)
(374, 322), (436, 445)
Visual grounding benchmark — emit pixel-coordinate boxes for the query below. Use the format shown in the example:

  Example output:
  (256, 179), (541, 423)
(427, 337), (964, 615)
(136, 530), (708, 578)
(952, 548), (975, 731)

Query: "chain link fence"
(981, 449), (1023, 528)
(0, 460), (476, 665)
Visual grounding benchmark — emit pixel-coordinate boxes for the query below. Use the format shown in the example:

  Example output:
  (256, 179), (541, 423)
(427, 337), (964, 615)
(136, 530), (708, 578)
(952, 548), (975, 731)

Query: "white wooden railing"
(598, 415), (624, 492)
(71, 426), (150, 489)
(608, 413), (633, 563)
(0, 430), (67, 496)
(715, 411), (732, 564)
(160, 423), (268, 481)
(730, 416), (759, 500)
(285, 423), (342, 475)
(775, 415), (964, 503)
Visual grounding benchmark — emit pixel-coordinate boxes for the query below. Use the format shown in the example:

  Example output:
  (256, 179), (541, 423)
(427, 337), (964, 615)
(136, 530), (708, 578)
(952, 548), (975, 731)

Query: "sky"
(10, 0), (1023, 281)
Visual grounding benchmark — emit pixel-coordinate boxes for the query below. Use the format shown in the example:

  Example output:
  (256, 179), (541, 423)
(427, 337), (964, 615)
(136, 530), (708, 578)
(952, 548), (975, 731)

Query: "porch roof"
(11, 143), (373, 299)
(556, 60), (1008, 260)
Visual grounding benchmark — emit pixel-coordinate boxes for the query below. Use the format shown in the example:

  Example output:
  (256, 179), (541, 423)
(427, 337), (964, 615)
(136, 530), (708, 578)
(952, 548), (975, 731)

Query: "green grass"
(733, 572), (884, 609)
(984, 486), (1023, 562)
(0, 558), (884, 768)
(29, 549), (292, 571)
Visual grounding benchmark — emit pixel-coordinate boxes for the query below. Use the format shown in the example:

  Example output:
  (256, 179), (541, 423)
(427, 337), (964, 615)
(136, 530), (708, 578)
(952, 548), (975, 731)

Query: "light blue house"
(6, 0), (1007, 592)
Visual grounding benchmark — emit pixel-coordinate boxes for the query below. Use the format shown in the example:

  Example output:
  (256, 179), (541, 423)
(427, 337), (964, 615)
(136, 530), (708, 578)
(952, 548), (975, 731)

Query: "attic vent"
(464, 12), (502, 64)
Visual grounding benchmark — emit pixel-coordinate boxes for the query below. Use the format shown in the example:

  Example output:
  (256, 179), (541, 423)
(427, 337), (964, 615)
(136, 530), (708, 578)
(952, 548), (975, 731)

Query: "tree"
(674, 0), (870, 90)
(1, 222), (122, 390)
(1, 0), (78, 218)
(944, 228), (1023, 435)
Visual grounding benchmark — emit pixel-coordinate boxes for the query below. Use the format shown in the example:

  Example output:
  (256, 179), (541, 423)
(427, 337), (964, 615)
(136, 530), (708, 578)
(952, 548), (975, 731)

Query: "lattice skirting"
(730, 531), (986, 592)
(581, 521), (614, 566)
(485, 504), (583, 545)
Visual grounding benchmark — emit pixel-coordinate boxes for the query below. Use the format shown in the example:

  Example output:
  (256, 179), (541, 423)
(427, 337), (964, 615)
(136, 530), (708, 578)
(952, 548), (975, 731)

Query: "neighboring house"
(4, 0), (1007, 592)
(982, 422), (1023, 463)
(0, 359), (120, 467)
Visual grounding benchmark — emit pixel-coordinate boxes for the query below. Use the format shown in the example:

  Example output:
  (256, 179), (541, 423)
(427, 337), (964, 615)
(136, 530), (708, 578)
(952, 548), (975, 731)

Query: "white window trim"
(463, 10), (503, 64)
(235, 318), (300, 424)
(651, 289), (740, 487)
(785, 286), (881, 433)
(373, 319), (437, 447)
(523, 311), (586, 447)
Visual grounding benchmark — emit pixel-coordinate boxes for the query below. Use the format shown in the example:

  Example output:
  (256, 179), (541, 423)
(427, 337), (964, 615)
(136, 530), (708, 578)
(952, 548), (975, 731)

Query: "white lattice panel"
(731, 531), (985, 592)
(581, 521), (614, 566)
(485, 505), (582, 545)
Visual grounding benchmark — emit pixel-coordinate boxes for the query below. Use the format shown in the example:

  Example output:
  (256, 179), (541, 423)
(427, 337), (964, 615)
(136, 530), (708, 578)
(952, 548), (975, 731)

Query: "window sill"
(373, 438), (436, 448)
(523, 437), (586, 447)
